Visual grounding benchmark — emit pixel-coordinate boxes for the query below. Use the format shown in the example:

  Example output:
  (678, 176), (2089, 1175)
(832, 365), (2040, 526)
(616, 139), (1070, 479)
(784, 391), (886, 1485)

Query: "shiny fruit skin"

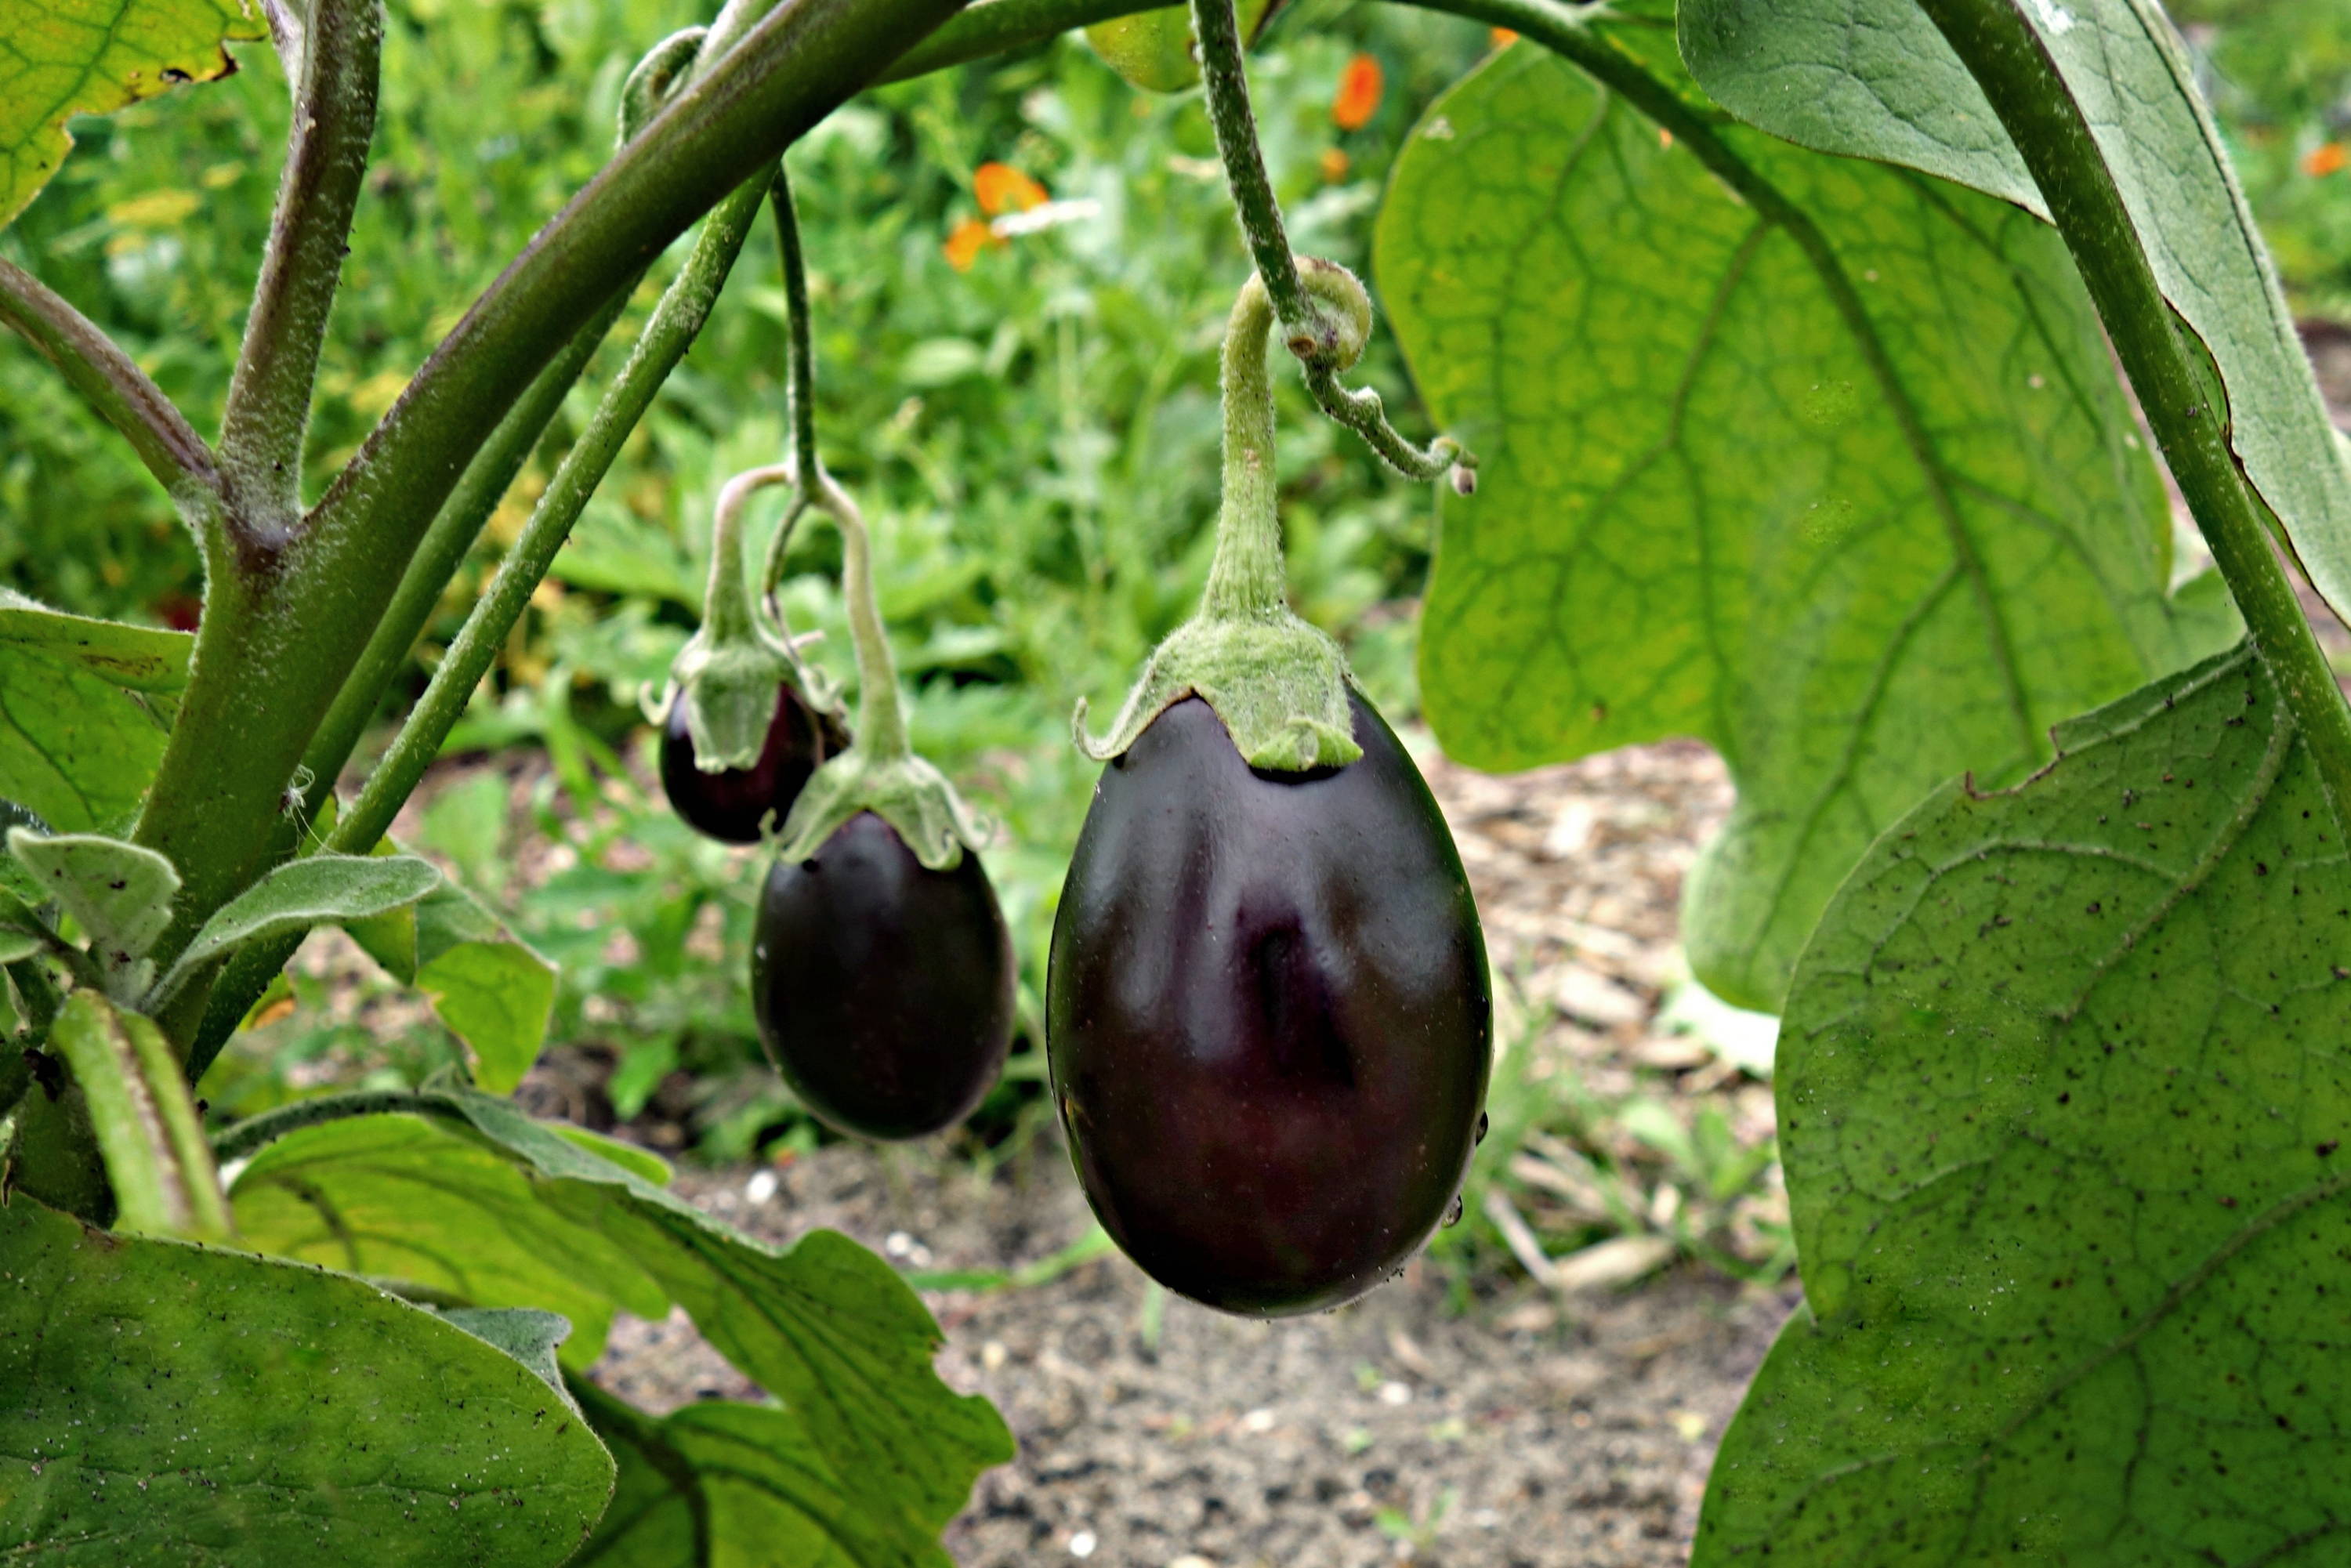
(752, 811), (1016, 1140)
(660, 683), (843, 845)
(1048, 692), (1491, 1315)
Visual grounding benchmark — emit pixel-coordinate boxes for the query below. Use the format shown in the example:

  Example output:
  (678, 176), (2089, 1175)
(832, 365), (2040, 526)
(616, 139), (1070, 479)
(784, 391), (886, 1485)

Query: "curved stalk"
(219, 0), (383, 534)
(705, 464), (795, 647)
(0, 258), (220, 508)
(1190, 0), (1465, 481)
(1910, 0), (2351, 810)
(820, 477), (914, 763)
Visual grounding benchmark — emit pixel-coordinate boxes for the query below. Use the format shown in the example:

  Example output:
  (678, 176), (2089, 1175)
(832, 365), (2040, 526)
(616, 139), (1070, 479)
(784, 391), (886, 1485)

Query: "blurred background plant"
(6, 0), (2341, 1299)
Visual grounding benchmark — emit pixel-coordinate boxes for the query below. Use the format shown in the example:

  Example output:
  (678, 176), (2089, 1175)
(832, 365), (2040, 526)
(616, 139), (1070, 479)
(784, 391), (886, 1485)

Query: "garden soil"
(585, 734), (1805, 1567)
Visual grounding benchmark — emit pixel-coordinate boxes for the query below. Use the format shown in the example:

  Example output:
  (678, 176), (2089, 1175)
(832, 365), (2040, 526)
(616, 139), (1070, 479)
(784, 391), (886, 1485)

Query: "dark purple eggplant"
(660, 683), (845, 845)
(1048, 690), (1491, 1316)
(752, 810), (1016, 1140)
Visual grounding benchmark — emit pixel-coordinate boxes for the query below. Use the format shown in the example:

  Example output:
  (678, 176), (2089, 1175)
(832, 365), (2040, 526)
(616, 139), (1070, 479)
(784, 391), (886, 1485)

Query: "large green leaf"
(1679, 0), (2351, 628)
(0, 599), (188, 831)
(1695, 643), (2351, 1561)
(1375, 41), (2234, 1009)
(0, 0), (263, 230)
(570, 1378), (936, 1567)
(229, 1089), (1013, 1555)
(0, 1194), (614, 1565)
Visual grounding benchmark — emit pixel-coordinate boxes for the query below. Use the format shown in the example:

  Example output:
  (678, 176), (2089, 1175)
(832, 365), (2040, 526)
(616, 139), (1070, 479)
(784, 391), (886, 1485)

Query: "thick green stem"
(299, 288), (635, 817)
(218, 0), (383, 533)
(1200, 276), (1285, 621)
(1912, 0), (2351, 809)
(213, 1087), (456, 1164)
(129, 0), (969, 991)
(0, 258), (221, 509)
(331, 178), (771, 863)
(821, 476), (913, 762)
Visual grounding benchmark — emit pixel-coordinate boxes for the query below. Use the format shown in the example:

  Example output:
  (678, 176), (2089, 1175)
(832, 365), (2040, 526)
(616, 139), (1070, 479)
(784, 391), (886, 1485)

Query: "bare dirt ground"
(586, 736), (1805, 1567)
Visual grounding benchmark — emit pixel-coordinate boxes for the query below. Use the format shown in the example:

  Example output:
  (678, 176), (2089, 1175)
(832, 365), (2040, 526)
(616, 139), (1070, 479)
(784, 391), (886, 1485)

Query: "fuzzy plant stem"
(1187, 0), (1467, 482)
(0, 259), (221, 509)
(183, 176), (770, 1084)
(216, 0), (382, 537)
(705, 462), (794, 647)
(822, 476), (914, 764)
(1912, 0), (2351, 812)
(1200, 276), (1287, 621)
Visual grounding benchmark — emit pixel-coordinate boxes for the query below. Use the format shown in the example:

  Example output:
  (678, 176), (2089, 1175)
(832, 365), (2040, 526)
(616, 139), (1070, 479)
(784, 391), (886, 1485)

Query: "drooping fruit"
(753, 811), (1016, 1140)
(1048, 691), (1491, 1315)
(1083, 0), (1274, 94)
(660, 683), (845, 844)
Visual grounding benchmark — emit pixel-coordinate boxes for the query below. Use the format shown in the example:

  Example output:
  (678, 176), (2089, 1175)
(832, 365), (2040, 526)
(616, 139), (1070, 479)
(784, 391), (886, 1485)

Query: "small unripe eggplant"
(1048, 692), (1491, 1315)
(661, 683), (844, 845)
(752, 811), (1016, 1140)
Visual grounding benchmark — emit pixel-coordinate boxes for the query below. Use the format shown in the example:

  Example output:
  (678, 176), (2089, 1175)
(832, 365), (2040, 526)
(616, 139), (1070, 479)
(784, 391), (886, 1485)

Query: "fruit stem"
(704, 462), (791, 648)
(818, 476), (914, 764)
(1201, 274), (1288, 622)
(759, 167), (822, 607)
(1188, 0), (1472, 485)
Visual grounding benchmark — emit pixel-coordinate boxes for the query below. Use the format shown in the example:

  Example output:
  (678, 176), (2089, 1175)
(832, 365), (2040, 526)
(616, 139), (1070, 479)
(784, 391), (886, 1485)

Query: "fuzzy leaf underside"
(1376, 38), (2234, 1009)
(0, 603), (189, 831)
(0, 1195), (614, 1566)
(1696, 643), (2351, 1562)
(229, 1089), (1012, 1556)
(1678, 0), (2351, 630)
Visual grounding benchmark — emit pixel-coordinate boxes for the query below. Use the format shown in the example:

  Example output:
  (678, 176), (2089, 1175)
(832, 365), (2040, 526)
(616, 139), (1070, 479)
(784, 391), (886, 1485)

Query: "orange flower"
(2307, 142), (2348, 178)
(1490, 27), (1518, 47)
(1319, 147), (1352, 183)
(975, 161), (1049, 215)
(1332, 53), (1383, 132)
(944, 218), (1002, 271)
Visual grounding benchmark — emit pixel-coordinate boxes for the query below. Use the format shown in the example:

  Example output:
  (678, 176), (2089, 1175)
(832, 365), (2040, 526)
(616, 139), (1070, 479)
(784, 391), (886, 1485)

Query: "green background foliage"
(1378, 39), (2235, 1009)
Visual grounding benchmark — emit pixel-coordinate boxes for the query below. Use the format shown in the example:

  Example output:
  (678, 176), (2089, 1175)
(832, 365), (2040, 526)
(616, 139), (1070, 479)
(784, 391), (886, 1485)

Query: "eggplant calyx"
(1073, 610), (1360, 771)
(664, 462), (844, 772)
(773, 748), (990, 871)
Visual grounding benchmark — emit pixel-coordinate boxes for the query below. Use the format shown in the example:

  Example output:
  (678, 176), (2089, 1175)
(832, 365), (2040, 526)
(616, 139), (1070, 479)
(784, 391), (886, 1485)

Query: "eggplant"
(1048, 691), (1491, 1315)
(752, 810), (1016, 1140)
(660, 683), (843, 845)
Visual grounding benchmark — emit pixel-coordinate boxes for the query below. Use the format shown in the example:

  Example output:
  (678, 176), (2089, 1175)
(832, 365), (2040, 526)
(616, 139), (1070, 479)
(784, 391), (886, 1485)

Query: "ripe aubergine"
(661, 683), (845, 845)
(1048, 691), (1491, 1315)
(752, 810), (1016, 1140)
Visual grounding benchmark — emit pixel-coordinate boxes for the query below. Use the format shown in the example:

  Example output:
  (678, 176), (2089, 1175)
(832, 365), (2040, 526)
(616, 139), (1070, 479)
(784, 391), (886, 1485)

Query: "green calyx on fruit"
(1084, 0), (1275, 95)
(773, 473), (989, 871)
(660, 465), (843, 783)
(1077, 258), (1371, 773)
